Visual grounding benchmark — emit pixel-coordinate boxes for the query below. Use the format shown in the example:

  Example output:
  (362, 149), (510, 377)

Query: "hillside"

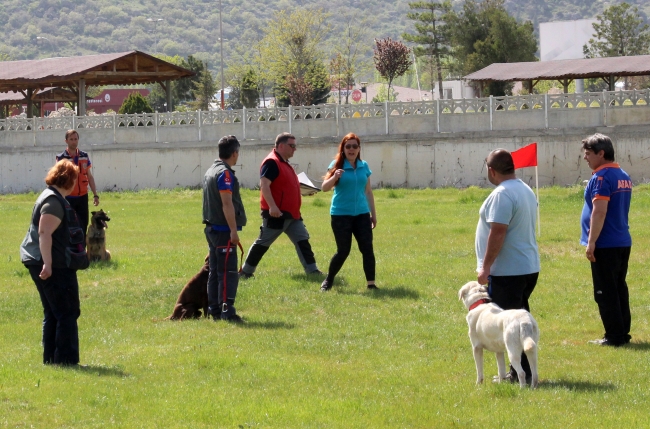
(1, 0), (647, 73)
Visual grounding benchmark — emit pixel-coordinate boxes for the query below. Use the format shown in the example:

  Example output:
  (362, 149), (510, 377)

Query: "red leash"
(221, 240), (244, 312)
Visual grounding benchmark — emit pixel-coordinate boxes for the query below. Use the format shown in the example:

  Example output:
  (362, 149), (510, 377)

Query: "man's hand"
(230, 230), (240, 246)
(585, 243), (596, 262)
(92, 195), (99, 206)
(477, 267), (490, 285)
(39, 264), (52, 280)
(269, 206), (282, 218)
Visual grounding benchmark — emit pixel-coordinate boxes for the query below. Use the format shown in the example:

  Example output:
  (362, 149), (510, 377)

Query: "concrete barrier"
(2, 124), (649, 194)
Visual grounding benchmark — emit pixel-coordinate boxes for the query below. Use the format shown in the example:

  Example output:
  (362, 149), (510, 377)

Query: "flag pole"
(535, 165), (540, 236)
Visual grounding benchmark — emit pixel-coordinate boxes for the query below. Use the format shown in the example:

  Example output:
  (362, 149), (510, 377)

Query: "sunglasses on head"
(345, 144), (359, 149)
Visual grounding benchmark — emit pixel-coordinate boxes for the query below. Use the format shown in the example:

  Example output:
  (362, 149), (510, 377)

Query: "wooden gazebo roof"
(0, 51), (193, 115)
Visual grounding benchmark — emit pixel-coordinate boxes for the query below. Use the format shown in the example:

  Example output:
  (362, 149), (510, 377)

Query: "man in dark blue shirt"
(581, 133), (632, 347)
(202, 136), (247, 322)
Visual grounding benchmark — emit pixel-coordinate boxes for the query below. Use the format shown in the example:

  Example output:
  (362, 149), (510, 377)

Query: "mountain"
(1, 0), (647, 72)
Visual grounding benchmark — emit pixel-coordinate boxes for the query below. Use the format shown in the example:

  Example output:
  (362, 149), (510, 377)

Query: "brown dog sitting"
(87, 209), (111, 262)
(167, 255), (210, 320)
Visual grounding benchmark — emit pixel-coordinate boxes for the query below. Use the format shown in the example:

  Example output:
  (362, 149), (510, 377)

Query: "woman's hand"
(370, 215), (377, 229)
(333, 169), (344, 179)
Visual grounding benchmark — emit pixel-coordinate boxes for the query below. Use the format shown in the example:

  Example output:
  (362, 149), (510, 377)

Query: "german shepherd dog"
(87, 209), (111, 262)
(167, 255), (210, 320)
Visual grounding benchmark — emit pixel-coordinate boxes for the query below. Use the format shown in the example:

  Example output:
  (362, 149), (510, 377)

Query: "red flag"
(512, 142), (537, 169)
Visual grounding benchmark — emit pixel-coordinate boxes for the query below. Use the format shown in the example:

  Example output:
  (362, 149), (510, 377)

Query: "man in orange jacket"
(55, 130), (100, 237)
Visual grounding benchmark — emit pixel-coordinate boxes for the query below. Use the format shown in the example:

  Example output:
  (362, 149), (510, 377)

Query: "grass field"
(1, 185), (649, 428)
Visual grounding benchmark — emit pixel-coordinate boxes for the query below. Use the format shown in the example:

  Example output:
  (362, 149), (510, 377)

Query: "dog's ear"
(91, 211), (97, 216)
(458, 283), (471, 301)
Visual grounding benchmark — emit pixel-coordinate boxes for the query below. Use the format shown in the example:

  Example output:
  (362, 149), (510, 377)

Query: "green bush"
(118, 92), (154, 114)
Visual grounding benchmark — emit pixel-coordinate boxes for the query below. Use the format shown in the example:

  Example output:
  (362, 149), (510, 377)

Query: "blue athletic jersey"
(580, 163), (632, 248)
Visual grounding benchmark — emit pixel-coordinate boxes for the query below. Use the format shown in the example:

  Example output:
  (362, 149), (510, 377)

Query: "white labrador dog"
(458, 281), (539, 389)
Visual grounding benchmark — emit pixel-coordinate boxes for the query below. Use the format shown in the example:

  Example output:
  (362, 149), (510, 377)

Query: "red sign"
(352, 89), (362, 102)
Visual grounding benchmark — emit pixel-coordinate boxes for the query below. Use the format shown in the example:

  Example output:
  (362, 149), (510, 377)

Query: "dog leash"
(221, 240), (244, 315)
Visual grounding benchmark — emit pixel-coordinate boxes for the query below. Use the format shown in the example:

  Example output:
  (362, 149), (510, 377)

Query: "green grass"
(1, 185), (649, 428)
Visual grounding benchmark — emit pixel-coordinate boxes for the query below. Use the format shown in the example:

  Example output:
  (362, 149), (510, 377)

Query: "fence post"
(242, 107), (246, 140)
(289, 105), (292, 134)
(436, 99), (440, 133)
(385, 101), (389, 135)
(72, 115), (75, 130)
(198, 110), (201, 142)
(602, 90), (607, 126)
(544, 93), (548, 129)
(32, 116), (36, 147)
(489, 96), (493, 131)
(336, 104), (339, 137)
(155, 112), (159, 144)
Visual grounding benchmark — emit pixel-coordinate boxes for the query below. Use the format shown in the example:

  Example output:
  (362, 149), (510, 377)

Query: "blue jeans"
(28, 265), (80, 365)
(205, 228), (239, 319)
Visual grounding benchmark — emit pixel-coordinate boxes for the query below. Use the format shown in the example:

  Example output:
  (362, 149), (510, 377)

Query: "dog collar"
(469, 299), (491, 311)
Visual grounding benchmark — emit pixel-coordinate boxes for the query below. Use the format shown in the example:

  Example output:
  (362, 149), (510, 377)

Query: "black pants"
(205, 228), (239, 319)
(66, 194), (89, 238)
(28, 265), (80, 365)
(591, 247), (631, 345)
(326, 213), (375, 284)
(488, 272), (539, 377)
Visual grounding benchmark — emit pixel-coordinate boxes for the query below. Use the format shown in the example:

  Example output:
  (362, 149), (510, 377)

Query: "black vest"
(20, 187), (84, 268)
(202, 160), (247, 227)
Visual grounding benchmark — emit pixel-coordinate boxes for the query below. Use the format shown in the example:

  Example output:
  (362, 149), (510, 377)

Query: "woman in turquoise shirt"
(320, 133), (377, 292)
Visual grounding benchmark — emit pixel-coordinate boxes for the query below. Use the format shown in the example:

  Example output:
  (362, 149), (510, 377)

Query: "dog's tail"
(520, 320), (538, 353)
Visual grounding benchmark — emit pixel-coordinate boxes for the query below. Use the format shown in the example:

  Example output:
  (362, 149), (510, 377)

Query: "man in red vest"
(240, 132), (323, 278)
(55, 130), (100, 237)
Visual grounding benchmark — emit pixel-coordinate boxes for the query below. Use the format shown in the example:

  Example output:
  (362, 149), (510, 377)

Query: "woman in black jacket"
(20, 159), (85, 366)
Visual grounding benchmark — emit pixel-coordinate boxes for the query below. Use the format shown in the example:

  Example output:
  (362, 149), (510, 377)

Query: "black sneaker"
(320, 280), (332, 291)
(367, 284), (379, 290)
(222, 314), (244, 324)
(239, 271), (254, 280)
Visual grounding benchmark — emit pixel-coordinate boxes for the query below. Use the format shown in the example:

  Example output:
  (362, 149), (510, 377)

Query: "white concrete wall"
(3, 125), (649, 194)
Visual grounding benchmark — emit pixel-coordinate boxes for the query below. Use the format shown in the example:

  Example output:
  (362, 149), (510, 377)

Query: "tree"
(371, 84), (399, 103)
(190, 62), (216, 111)
(147, 55), (206, 111)
(240, 68), (260, 108)
(329, 53), (345, 104)
(286, 76), (314, 106)
(373, 38), (412, 102)
(118, 92), (154, 114)
(261, 8), (331, 106)
(447, 0), (537, 96)
(583, 2), (650, 58)
(332, 15), (373, 104)
(403, 0), (452, 99)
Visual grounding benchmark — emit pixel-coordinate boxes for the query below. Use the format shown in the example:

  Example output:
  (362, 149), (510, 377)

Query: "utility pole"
(219, 0), (225, 110)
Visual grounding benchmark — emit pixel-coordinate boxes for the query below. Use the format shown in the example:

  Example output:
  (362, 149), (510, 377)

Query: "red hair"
(45, 159), (79, 190)
(324, 133), (362, 180)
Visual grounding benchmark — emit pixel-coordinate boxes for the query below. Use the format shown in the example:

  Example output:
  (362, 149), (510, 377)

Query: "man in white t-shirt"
(475, 148), (540, 384)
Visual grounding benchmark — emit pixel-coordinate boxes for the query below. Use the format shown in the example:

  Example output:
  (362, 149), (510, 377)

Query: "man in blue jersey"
(581, 134), (632, 347)
(203, 136), (247, 322)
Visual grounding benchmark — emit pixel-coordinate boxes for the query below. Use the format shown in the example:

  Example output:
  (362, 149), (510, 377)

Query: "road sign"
(351, 89), (362, 102)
